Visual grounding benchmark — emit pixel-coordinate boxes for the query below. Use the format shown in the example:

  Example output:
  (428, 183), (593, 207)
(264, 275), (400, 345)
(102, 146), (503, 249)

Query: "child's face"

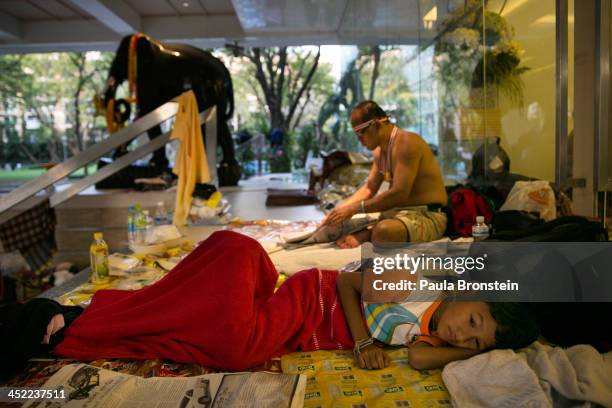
(433, 301), (497, 350)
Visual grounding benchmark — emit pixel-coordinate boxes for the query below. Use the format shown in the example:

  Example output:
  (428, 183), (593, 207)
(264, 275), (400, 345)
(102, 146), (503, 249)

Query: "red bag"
(450, 188), (493, 237)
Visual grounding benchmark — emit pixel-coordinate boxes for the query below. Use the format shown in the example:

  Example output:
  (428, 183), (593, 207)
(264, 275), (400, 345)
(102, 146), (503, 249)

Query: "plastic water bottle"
(134, 205), (146, 244)
(472, 216), (490, 241)
(154, 201), (168, 225)
(142, 210), (153, 244)
(127, 206), (136, 245)
(90, 232), (109, 283)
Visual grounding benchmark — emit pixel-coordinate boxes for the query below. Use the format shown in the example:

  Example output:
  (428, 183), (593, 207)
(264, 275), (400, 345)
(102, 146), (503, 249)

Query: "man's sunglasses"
(352, 120), (374, 137)
(352, 117), (389, 136)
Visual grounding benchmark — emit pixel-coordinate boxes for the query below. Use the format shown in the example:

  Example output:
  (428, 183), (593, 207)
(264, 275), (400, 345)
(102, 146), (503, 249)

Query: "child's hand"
(357, 344), (390, 370)
(42, 314), (65, 344)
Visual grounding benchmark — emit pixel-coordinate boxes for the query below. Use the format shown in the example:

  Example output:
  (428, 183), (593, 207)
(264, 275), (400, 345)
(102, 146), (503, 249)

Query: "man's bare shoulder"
(398, 130), (427, 145)
(394, 130), (425, 157)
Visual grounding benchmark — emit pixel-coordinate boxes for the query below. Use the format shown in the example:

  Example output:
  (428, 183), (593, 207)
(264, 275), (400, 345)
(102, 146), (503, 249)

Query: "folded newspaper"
(22, 363), (306, 408)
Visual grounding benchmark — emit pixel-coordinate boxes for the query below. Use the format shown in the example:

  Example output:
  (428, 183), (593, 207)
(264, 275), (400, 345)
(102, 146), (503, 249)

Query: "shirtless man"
(323, 101), (448, 248)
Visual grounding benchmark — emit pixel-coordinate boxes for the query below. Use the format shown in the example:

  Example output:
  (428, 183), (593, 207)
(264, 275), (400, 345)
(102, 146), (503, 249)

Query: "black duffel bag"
(489, 214), (607, 242)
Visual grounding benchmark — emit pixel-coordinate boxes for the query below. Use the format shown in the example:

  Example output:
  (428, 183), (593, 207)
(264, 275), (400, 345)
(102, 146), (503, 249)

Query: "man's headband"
(352, 116), (389, 133)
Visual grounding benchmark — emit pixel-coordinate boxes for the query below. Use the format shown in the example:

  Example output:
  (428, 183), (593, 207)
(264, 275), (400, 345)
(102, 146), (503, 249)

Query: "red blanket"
(55, 230), (353, 370)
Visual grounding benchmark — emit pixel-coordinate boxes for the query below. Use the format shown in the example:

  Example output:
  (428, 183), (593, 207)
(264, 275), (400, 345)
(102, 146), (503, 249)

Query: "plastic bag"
(500, 180), (557, 221)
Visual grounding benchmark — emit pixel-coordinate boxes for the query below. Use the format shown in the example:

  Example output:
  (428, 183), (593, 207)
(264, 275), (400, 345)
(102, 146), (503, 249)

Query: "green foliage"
(250, 112), (271, 136)
(434, 0), (529, 108)
(0, 167), (46, 186)
(269, 131), (294, 173)
(293, 123), (319, 168)
(361, 49), (417, 130)
(0, 51), (113, 167)
(222, 46), (334, 172)
(317, 59), (362, 152)
(472, 45), (530, 106)
(318, 46), (417, 154)
(0, 55), (25, 96)
(224, 46), (334, 133)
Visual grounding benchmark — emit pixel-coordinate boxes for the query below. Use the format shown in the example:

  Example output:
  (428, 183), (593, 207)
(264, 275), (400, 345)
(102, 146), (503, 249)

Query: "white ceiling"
(0, 0), (443, 54)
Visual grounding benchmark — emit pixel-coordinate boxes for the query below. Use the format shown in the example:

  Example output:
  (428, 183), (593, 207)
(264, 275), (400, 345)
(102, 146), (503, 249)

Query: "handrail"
(0, 100), (217, 217)
(50, 107), (215, 208)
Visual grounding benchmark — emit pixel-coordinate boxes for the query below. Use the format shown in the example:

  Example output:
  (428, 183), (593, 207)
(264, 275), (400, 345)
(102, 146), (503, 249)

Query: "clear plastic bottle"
(133, 204), (145, 244)
(472, 215), (490, 241)
(154, 201), (167, 225)
(127, 206), (136, 245)
(90, 232), (109, 283)
(142, 210), (153, 244)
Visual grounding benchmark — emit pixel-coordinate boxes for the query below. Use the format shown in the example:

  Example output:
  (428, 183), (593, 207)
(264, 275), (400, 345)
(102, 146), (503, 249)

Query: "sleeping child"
(2, 230), (540, 379)
(337, 271), (539, 370)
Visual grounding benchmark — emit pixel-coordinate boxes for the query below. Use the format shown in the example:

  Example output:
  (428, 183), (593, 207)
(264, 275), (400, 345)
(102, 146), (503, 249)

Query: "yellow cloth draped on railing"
(171, 90), (210, 226)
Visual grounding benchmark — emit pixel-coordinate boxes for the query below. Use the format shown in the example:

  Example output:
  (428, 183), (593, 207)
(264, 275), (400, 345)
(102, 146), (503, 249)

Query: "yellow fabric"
(105, 98), (119, 134)
(171, 90), (210, 226)
(282, 348), (450, 407)
(127, 33), (144, 105)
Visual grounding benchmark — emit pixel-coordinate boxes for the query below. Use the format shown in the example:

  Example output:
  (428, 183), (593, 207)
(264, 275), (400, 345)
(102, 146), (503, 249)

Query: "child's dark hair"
(488, 302), (540, 350)
(353, 100), (387, 122)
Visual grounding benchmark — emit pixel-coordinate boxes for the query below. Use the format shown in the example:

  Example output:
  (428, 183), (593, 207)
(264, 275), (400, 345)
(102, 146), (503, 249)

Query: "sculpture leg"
(216, 118), (241, 186)
(147, 124), (169, 169)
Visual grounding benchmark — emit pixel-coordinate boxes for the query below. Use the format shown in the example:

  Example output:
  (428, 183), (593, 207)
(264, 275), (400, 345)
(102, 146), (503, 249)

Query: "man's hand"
(357, 344), (390, 370)
(323, 203), (359, 225)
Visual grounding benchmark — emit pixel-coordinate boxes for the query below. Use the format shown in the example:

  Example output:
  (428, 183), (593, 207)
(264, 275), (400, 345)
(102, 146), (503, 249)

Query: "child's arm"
(407, 342), (481, 370)
(42, 314), (65, 344)
(336, 272), (390, 370)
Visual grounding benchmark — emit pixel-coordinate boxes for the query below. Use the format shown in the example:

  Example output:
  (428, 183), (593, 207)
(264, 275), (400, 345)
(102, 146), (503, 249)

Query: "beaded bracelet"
(353, 337), (374, 361)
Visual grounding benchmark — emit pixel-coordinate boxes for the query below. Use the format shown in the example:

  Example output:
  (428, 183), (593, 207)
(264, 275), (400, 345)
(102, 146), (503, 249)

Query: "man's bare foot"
(336, 234), (362, 249)
(336, 228), (372, 249)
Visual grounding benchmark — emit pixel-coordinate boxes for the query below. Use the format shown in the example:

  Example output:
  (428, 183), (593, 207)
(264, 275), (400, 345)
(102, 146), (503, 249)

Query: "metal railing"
(0, 100), (217, 220)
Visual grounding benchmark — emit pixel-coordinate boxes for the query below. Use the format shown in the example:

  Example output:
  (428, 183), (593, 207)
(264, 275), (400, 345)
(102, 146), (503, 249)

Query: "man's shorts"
(380, 206), (447, 242)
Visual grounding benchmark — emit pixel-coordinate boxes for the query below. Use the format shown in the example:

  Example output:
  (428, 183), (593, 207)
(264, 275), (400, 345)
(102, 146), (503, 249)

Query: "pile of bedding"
(443, 342), (612, 407)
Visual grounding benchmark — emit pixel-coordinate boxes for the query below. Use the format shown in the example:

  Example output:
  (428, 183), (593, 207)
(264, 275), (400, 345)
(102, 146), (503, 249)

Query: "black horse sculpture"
(102, 34), (240, 186)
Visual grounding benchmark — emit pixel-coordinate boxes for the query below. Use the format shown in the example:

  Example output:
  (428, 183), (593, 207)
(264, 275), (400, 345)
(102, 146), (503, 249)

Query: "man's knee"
(371, 220), (409, 243)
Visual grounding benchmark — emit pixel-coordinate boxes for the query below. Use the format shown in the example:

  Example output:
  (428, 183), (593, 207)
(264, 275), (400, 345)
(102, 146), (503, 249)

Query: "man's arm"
(322, 151), (384, 225)
(408, 342), (481, 370)
(336, 272), (390, 369)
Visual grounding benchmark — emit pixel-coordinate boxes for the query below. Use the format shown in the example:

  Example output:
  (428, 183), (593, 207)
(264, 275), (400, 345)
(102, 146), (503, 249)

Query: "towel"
(55, 231), (353, 370)
(442, 342), (612, 407)
(171, 90), (210, 226)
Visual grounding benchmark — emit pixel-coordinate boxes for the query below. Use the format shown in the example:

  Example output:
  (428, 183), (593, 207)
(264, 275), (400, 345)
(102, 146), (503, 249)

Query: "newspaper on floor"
(22, 363), (306, 408)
